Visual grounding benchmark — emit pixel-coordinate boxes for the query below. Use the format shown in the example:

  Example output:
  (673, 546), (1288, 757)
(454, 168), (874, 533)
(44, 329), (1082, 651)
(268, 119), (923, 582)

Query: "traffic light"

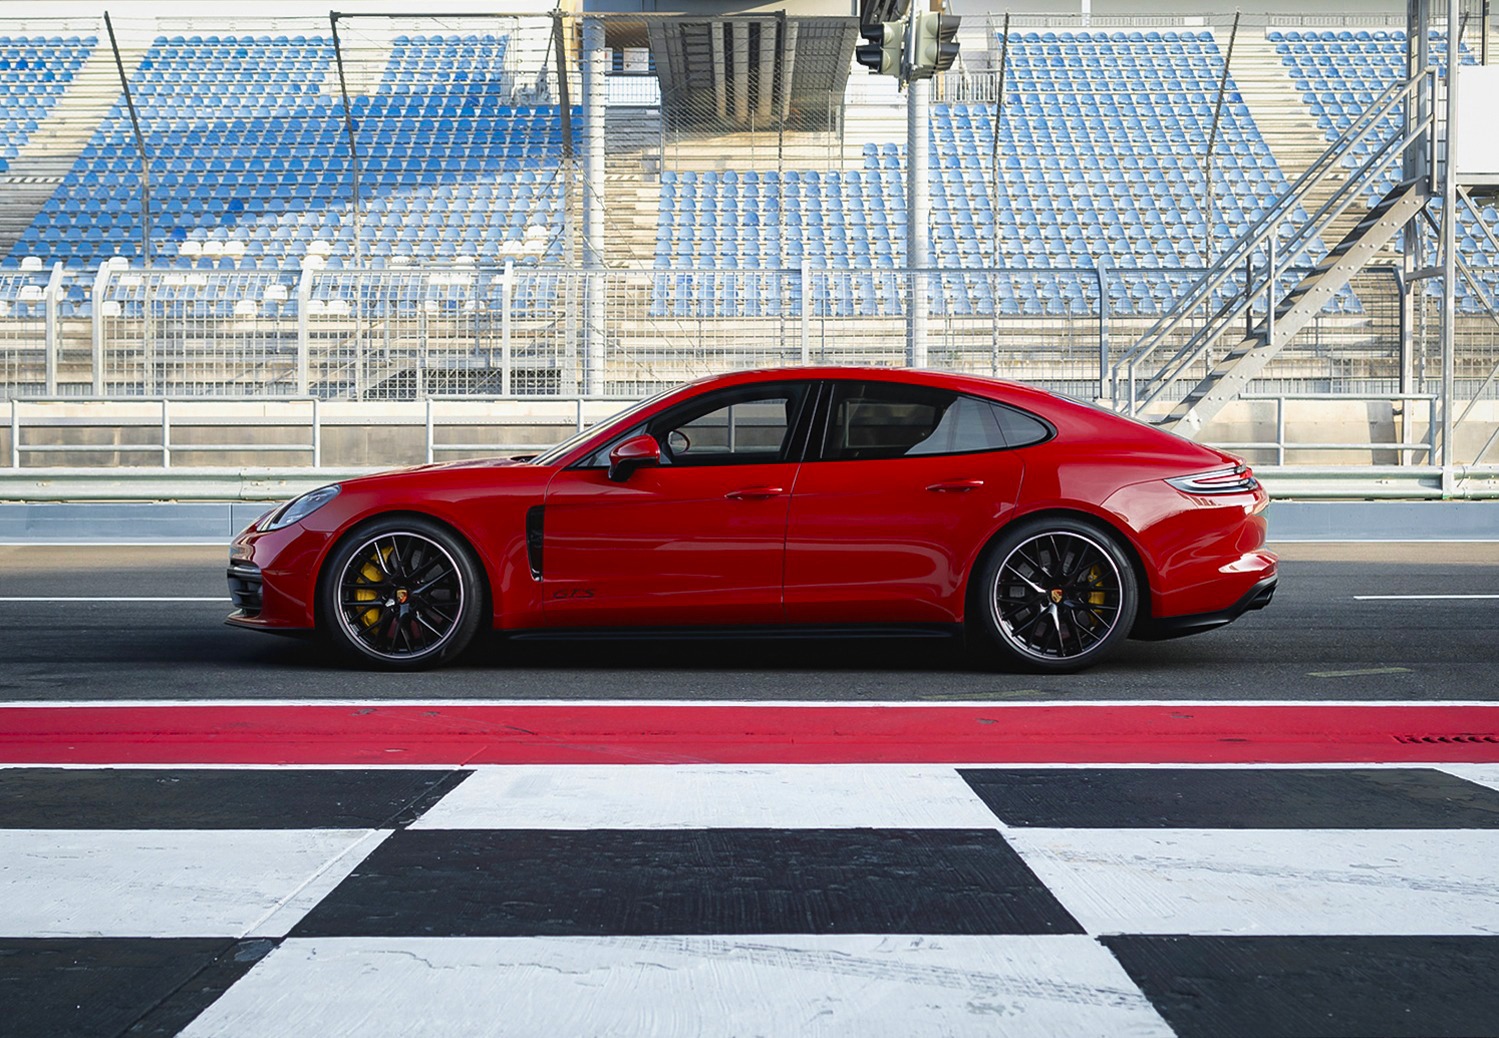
(909, 10), (961, 80)
(855, 19), (905, 77)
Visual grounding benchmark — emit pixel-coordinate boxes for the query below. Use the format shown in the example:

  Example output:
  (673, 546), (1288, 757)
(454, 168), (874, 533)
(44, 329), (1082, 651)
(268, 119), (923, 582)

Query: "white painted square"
(182, 935), (1173, 1038)
(1005, 828), (1499, 936)
(0, 829), (386, 938)
(411, 764), (1002, 830)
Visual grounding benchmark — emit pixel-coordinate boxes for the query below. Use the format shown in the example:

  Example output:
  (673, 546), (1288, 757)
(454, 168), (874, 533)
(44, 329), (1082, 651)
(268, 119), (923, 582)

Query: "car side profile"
(227, 367), (1276, 672)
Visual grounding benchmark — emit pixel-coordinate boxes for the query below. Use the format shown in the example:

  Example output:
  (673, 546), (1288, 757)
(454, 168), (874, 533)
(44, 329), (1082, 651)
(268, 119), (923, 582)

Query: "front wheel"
(971, 517), (1139, 673)
(317, 516), (485, 670)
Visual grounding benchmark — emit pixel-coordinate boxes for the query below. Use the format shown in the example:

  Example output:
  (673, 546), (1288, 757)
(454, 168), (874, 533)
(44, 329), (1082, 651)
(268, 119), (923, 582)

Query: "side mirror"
(607, 433), (661, 482)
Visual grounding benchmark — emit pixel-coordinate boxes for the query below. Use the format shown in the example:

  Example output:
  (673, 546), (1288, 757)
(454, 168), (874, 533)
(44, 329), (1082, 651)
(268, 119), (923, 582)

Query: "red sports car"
(227, 367), (1276, 672)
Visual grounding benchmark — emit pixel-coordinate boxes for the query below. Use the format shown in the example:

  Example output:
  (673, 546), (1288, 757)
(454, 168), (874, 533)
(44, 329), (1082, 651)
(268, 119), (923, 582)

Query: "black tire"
(317, 515), (485, 670)
(970, 516), (1139, 673)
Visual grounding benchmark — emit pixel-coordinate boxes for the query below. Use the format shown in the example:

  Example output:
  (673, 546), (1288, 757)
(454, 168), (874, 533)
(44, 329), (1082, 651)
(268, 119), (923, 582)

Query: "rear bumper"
(1131, 573), (1277, 641)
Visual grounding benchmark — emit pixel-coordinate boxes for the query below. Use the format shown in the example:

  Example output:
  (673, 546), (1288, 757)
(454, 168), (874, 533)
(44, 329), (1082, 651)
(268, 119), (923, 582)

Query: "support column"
(1440, 0), (1459, 469)
(906, 77), (929, 368)
(582, 17), (607, 396)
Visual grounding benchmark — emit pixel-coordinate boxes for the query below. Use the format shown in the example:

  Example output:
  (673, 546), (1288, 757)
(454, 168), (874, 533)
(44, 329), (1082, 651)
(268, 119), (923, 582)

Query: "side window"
(645, 383), (809, 467)
(821, 382), (1010, 460)
(991, 402), (1051, 448)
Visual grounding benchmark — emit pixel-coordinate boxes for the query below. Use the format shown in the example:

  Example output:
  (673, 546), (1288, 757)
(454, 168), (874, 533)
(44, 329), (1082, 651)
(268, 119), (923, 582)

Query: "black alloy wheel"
(318, 516), (484, 669)
(974, 517), (1139, 672)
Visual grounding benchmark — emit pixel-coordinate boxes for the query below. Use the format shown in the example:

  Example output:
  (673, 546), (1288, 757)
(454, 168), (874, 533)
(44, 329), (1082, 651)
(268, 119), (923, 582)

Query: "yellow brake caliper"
(1086, 565), (1107, 629)
(354, 545), (393, 628)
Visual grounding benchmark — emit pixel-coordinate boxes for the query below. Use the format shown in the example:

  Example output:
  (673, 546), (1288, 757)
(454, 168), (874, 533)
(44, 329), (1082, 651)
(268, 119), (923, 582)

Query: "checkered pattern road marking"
(4, 763), (1499, 1037)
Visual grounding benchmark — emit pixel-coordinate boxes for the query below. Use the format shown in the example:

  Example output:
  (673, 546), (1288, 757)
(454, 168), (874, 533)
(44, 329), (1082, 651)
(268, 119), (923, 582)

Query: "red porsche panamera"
(227, 367), (1276, 672)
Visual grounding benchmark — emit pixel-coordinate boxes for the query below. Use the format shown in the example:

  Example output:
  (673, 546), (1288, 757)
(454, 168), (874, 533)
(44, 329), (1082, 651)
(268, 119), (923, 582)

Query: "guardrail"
(3, 465), (1498, 503)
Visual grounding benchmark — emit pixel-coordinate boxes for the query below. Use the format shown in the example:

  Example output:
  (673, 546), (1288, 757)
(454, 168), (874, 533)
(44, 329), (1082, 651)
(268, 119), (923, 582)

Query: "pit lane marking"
(1308, 667), (1414, 679)
(1354, 594), (1499, 600)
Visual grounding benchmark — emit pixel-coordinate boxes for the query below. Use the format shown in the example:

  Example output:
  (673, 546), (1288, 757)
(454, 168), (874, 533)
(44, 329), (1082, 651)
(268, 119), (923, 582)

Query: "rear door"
(783, 380), (1041, 624)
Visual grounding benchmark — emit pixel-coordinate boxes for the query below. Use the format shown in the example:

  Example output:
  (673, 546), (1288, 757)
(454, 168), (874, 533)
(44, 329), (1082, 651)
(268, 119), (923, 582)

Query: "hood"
(338, 455), (535, 493)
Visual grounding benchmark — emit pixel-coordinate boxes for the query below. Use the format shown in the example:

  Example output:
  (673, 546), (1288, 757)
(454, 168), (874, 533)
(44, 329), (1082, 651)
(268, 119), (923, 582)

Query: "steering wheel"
(667, 430), (691, 455)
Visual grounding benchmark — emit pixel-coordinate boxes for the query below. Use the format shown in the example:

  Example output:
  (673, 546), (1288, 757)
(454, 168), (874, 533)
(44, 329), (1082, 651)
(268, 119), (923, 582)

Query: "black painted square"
(0, 937), (274, 1038)
(0, 767), (469, 829)
(958, 767), (1499, 828)
(291, 828), (1083, 937)
(1103, 934), (1499, 1038)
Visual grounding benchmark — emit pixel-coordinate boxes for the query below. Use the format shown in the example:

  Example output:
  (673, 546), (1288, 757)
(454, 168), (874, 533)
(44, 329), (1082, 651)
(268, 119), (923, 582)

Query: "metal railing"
(5, 395), (636, 470)
(1212, 391), (1439, 466)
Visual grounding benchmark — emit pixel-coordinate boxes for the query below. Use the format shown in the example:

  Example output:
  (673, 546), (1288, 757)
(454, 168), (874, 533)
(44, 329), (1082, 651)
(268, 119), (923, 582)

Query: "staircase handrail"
(1112, 71), (1428, 412)
(1129, 118), (1427, 415)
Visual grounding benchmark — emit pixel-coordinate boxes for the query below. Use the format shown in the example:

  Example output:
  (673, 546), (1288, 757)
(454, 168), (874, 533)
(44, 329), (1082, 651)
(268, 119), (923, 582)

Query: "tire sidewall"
(316, 514), (486, 670)
(971, 515), (1139, 673)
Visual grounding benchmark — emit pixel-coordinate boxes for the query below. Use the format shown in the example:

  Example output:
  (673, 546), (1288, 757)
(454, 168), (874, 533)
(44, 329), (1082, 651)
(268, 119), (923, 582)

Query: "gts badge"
(551, 589), (596, 600)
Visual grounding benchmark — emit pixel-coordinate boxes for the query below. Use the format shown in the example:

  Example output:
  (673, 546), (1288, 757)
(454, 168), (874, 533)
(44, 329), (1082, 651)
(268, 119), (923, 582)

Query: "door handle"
(725, 486), (785, 500)
(926, 479), (985, 493)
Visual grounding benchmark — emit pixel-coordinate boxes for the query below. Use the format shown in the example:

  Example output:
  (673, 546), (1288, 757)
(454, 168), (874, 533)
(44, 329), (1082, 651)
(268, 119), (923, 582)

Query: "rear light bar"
(1166, 464), (1259, 495)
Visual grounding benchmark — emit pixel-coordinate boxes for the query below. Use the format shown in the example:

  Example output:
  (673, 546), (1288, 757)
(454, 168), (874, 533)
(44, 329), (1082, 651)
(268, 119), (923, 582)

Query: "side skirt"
(505, 623), (964, 643)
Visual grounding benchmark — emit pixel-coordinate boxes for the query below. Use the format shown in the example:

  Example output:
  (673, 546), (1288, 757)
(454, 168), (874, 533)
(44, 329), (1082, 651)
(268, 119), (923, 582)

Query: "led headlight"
(258, 484), (341, 531)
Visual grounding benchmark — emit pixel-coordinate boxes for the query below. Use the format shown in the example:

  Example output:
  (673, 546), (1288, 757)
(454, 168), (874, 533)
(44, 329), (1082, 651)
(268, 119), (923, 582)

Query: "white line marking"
(0, 542), (228, 547)
(1354, 594), (1499, 600)
(0, 596), (228, 603)
(2, 699), (1498, 709)
(1309, 667), (1413, 678)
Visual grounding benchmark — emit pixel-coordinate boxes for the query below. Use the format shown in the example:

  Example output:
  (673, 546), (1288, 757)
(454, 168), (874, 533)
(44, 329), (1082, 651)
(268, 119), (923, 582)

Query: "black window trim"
(806, 379), (1056, 463)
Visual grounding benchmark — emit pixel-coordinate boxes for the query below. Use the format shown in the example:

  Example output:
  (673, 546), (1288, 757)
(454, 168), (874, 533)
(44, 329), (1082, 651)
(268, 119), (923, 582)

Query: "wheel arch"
(963, 506), (1154, 629)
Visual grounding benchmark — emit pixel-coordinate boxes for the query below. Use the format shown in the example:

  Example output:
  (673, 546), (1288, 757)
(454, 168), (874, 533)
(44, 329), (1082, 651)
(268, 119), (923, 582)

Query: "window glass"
(991, 402), (1052, 448)
(822, 382), (1011, 460)
(652, 384), (807, 467)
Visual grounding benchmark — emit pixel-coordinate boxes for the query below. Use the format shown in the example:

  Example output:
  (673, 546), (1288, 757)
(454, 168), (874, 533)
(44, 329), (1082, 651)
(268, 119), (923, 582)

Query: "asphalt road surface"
(1, 542), (1495, 702)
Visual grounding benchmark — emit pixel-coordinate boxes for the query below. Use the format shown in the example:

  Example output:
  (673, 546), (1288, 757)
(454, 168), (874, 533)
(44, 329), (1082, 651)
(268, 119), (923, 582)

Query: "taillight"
(1166, 464), (1258, 495)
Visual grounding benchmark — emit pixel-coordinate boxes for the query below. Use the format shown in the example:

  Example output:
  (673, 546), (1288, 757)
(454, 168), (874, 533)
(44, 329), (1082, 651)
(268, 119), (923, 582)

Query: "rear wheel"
(318, 516), (484, 670)
(972, 517), (1138, 673)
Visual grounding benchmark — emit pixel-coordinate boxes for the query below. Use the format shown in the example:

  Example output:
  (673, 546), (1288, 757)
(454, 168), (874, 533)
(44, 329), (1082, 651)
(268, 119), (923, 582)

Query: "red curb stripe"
(2, 704), (1499, 765)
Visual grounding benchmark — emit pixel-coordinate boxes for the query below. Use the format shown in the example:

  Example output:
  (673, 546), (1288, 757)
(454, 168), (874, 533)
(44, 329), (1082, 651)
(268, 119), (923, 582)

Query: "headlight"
(257, 484), (341, 531)
(1166, 465), (1258, 495)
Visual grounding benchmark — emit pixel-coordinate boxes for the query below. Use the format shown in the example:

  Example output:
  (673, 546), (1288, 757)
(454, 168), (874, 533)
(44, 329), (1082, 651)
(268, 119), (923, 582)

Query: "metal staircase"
(1166, 178), (1429, 438)
(1113, 72), (1435, 435)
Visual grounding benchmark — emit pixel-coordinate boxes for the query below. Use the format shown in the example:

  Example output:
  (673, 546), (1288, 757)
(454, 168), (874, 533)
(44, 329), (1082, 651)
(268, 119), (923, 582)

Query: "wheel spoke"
(1002, 563), (1048, 596)
(412, 613), (448, 640)
(383, 540), (407, 579)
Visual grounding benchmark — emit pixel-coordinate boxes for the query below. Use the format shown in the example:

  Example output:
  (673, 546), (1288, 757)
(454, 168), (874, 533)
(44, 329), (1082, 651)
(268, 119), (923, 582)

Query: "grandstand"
(0, 6), (1495, 471)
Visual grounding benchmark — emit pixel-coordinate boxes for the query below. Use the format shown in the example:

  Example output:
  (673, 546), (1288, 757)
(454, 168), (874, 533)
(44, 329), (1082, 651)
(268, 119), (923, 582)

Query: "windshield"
(528, 385), (681, 467)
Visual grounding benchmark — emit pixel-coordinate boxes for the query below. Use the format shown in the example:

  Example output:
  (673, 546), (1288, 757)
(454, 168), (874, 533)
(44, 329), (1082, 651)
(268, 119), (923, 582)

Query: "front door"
(541, 381), (814, 627)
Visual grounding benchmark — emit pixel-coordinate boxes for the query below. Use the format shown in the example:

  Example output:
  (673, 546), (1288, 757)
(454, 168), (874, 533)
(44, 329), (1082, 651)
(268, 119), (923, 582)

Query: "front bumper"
(223, 520), (329, 632)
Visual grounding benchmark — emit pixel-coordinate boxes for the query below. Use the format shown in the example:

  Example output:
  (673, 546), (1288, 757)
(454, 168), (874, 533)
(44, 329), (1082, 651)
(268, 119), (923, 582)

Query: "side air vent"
(525, 505), (544, 580)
